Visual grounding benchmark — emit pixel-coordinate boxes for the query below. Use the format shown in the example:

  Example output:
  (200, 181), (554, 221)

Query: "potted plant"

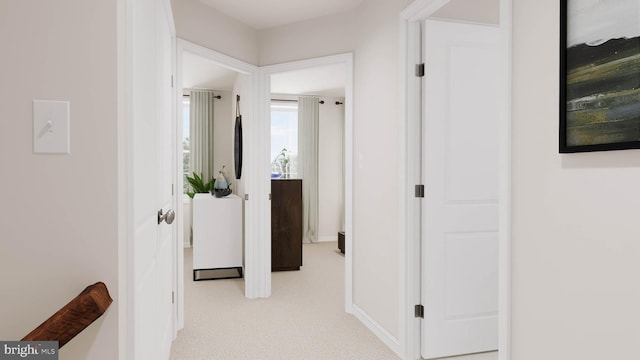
(185, 172), (215, 198)
(184, 172), (214, 247)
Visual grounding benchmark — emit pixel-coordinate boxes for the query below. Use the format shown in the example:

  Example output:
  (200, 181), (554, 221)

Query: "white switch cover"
(33, 100), (70, 154)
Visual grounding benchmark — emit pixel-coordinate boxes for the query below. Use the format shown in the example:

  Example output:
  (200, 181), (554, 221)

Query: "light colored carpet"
(170, 241), (498, 360)
(170, 242), (400, 360)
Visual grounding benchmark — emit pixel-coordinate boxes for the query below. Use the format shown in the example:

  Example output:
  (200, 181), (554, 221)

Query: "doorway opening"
(259, 53), (354, 312)
(174, 39), (259, 330)
(269, 64), (346, 274)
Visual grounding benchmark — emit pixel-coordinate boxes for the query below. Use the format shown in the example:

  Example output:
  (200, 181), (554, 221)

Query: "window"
(182, 96), (190, 192)
(270, 101), (298, 178)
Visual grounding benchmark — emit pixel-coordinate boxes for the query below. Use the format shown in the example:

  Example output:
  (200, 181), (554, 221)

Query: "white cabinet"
(192, 193), (243, 280)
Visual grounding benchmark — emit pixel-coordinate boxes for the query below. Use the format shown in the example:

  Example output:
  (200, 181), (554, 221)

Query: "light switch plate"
(33, 100), (70, 154)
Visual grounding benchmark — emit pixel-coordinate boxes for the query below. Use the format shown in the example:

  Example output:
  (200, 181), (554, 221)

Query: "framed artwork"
(560, 0), (640, 153)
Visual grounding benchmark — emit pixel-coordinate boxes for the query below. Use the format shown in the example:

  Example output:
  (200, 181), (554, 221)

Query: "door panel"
(156, 0), (175, 356)
(131, 0), (175, 358)
(132, 0), (159, 357)
(421, 19), (500, 359)
(443, 232), (498, 317)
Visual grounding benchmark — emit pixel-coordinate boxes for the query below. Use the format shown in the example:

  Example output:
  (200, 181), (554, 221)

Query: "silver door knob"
(157, 209), (175, 225)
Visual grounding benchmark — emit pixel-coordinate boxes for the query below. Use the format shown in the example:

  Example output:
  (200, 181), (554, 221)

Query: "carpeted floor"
(170, 241), (400, 360)
(169, 241), (498, 360)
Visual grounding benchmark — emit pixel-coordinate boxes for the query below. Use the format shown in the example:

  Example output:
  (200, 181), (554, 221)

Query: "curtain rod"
(271, 99), (297, 102)
(183, 94), (221, 99)
(272, 99), (342, 105)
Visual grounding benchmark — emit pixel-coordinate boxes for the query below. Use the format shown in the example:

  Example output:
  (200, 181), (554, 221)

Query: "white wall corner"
(352, 305), (402, 357)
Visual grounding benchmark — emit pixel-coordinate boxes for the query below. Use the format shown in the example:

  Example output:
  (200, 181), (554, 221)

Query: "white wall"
(259, 0), (413, 341)
(512, 1), (640, 359)
(258, 10), (359, 66)
(232, 74), (252, 265)
(231, 74), (252, 197)
(171, 0), (259, 65)
(349, 0), (411, 340)
(318, 97), (345, 241)
(0, 1), (119, 359)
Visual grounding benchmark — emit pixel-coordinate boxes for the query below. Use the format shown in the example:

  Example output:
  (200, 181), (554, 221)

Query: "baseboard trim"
(352, 304), (401, 357)
(318, 235), (337, 242)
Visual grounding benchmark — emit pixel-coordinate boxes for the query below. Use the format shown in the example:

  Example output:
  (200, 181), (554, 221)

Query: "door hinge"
(244, 194), (249, 200)
(172, 291), (175, 304)
(269, 193), (272, 200)
(415, 63), (425, 77)
(415, 304), (424, 318)
(415, 184), (425, 198)
(171, 75), (174, 88)
(172, 183), (174, 196)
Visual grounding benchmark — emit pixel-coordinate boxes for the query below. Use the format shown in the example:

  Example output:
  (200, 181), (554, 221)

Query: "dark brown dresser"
(271, 179), (303, 271)
(338, 231), (345, 254)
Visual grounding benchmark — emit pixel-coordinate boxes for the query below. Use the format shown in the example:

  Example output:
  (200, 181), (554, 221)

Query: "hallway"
(170, 242), (398, 359)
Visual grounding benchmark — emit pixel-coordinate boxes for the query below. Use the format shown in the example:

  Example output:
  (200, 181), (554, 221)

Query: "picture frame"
(559, 0), (640, 153)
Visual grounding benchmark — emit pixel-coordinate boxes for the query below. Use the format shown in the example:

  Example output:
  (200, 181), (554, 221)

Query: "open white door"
(130, 0), (176, 358)
(421, 19), (500, 359)
(156, 0), (176, 355)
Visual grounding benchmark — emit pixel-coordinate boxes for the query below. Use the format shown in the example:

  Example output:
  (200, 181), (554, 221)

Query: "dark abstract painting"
(560, 0), (640, 152)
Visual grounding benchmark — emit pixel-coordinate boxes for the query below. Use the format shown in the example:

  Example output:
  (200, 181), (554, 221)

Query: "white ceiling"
(271, 64), (346, 97)
(432, 0), (500, 25)
(185, 0), (496, 95)
(199, 0), (364, 30)
(182, 52), (238, 91)
(183, 51), (345, 97)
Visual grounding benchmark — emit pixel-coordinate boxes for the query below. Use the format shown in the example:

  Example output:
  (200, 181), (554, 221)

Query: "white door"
(131, 0), (176, 358)
(156, 0), (176, 355)
(421, 19), (500, 359)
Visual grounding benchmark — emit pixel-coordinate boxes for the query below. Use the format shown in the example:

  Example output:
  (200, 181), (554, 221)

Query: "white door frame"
(258, 53), (354, 311)
(398, 0), (512, 359)
(174, 39), (262, 329)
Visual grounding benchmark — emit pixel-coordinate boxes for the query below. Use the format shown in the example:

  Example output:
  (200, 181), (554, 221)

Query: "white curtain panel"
(189, 90), (215, 182)
(299, 96), (320, 243)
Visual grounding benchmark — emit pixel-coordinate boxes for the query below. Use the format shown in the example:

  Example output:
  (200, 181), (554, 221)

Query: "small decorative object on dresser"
(212, 165), (232, 198)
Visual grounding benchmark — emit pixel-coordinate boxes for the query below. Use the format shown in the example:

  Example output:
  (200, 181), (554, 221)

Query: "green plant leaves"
(185, 172), (215, 198)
